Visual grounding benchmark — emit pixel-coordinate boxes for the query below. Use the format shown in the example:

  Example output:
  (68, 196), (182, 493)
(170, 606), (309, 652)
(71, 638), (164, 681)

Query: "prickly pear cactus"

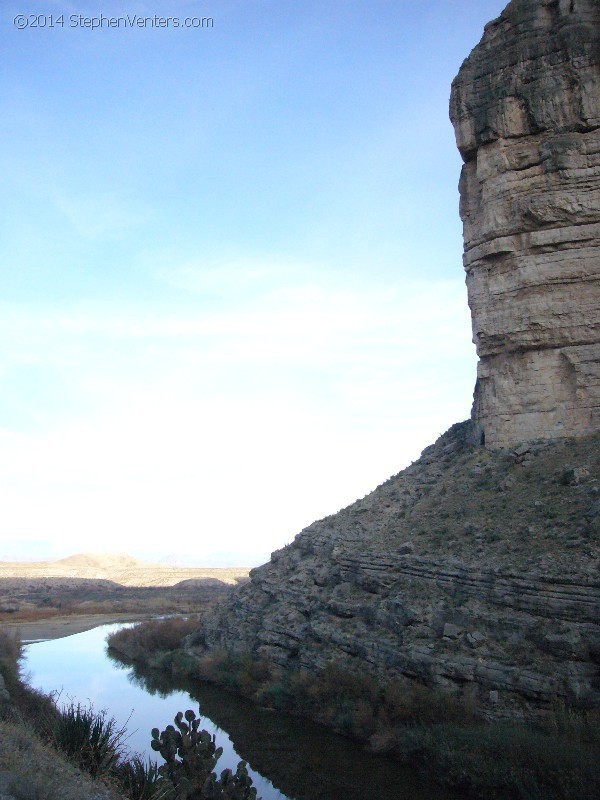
(203, 761), (258, 799)
(150, 709), (260, 799)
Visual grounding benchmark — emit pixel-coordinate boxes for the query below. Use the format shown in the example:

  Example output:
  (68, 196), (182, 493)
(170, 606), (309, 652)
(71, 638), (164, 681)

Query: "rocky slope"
(449, 0), (600, 449)
(198, 423), (599, 717)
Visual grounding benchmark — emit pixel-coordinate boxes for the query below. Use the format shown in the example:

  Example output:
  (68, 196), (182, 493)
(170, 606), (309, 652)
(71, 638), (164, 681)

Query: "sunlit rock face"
(450, 0), (600, 449)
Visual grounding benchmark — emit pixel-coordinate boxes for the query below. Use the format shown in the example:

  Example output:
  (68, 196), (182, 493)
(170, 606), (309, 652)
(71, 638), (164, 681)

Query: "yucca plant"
(50, 702), (125, 777)
(113, 754), (164, 800)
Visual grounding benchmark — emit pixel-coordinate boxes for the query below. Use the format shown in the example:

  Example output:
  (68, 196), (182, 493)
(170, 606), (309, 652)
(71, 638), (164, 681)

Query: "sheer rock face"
(449, 0), (600, 449)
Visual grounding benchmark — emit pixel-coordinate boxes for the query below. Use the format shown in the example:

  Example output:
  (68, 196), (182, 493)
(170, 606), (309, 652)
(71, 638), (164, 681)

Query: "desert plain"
(0, 553), (249, 640)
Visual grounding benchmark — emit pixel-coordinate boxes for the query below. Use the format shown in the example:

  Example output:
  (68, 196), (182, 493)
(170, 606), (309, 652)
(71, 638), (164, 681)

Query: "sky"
(0, 0), (508, 566)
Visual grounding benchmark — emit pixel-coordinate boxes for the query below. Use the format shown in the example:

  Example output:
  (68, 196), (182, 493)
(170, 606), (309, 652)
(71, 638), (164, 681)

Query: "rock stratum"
(198, 424), (599, 717)
(190, 0), (600, 719)
(450, 0), (600, 449)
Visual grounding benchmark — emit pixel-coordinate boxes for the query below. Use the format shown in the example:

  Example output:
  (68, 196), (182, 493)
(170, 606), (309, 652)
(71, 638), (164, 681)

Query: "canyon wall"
(196, 424), (600, 718)
(190, 0), (600, 720)
(449, 0), (600, 449)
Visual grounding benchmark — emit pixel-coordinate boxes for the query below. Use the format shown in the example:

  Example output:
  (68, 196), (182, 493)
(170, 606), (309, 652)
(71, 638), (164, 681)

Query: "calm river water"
(23, 623), (458, 800)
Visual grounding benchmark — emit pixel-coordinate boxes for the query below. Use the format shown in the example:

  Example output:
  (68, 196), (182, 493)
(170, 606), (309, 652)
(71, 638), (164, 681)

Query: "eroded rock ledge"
(449, 0), (600, 448)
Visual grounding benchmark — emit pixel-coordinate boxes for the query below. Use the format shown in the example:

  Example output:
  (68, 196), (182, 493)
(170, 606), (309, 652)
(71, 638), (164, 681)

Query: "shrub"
(196, 651), (232, 684)
(391, 715), (600, 800)
(107, 617), (200, 661)
(0, 632), (56, 726)
(254, 681), (292, 710)
(381, 680), (472, 726)
(0, 629), (23, 686)
(108, 642), (600, 800)
(307, 663), (379, 708)
(348, 698), (378, 738)
(195, 651), (274, 698)
(234, 654), (273, 697)
(543, 700), (600, 746)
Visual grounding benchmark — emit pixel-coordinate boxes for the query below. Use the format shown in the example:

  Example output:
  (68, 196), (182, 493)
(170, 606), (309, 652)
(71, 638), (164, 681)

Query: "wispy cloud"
(51, 189), (152, 239)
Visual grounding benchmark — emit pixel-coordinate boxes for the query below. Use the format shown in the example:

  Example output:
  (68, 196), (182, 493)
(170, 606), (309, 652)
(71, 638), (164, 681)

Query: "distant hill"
(55, 553), (152, 570)
(0, 552), (249, 587)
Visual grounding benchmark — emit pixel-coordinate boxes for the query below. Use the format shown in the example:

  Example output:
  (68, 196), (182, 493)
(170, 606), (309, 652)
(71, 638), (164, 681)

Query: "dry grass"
(1, 608), (70, 625)
(0, 577), (243, 630)
(0, 717), (124, 800)
(0, 554), (249, 629)
(1, 645), (135, 800)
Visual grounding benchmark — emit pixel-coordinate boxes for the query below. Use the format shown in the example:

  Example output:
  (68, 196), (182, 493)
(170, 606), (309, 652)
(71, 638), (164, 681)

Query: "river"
(23, 622), (459, 800)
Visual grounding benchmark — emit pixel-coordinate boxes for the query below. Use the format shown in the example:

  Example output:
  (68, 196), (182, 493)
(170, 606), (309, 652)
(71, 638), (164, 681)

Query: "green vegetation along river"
(22, 622), (461, 800)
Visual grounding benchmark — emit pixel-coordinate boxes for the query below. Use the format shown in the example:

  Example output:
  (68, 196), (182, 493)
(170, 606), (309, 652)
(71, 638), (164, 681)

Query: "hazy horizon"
(0, 540), (257, 567)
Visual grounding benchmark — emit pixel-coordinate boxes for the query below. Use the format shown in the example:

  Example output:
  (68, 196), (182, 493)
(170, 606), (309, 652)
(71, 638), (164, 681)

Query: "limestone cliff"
(188, 0), (600, 719)
(449, 0), (600, 449)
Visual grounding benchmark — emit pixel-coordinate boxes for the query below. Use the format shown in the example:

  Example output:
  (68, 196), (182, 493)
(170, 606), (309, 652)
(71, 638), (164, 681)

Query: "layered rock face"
(449, 0), (600, 449)
(190, 0), (600, 721)
(197, 424), (600, 717)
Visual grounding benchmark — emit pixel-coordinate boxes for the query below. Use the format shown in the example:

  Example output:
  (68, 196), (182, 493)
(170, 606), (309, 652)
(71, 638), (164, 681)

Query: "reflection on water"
(23, 623), (458, 800)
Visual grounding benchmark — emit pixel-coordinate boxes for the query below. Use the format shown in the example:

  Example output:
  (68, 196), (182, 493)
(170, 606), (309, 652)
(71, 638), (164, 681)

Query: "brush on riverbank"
(1, 629), (129, 799)
(108, 616), (600, 800)
(1, 628), (263, 799)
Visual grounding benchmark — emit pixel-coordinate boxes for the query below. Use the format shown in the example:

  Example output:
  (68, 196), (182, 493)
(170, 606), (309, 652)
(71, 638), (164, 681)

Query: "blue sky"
(0, 0), (508, 565)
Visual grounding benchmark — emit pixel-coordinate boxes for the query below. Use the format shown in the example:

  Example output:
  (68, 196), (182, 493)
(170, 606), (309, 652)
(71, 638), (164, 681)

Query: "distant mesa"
(0, 552), (249, 588)
(54, 553), (149, 570)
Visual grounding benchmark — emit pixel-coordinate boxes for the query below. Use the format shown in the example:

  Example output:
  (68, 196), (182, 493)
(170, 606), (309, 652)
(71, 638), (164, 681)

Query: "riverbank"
(0, 628), (129, 800)
(1, 612), (154, 642)
(0, 718), (126, 800)
(1, 627), (272, 800)
(107, 617), (600, 800)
